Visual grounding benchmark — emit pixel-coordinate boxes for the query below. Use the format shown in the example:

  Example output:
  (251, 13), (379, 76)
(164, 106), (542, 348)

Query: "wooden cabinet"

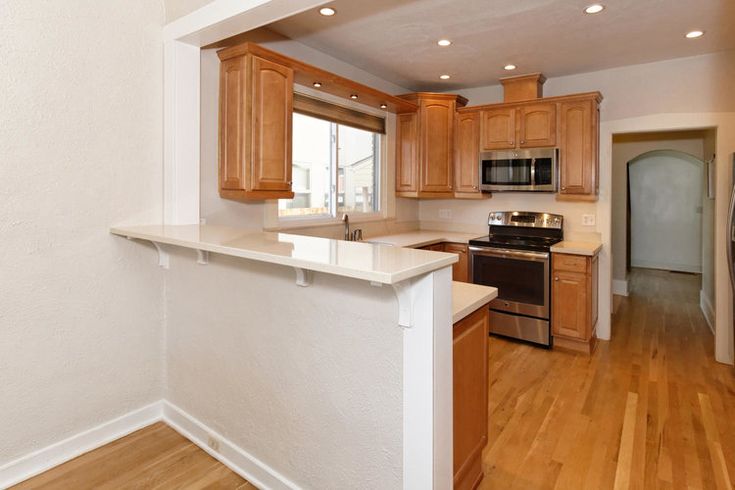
(552, 253), (599, 354)
(396, 93), (467, 198)
(558, 97), (599, 198)
(444, 243), (469, 282)
(480, 107), (516, 150)
(454, 111), (484, 198)
(395, 113), (419, 193)
(218, 46), (294, 200)
(518, 103), (556, 148)
(480, 103), (556, 151)
(453, 307), (489, 490)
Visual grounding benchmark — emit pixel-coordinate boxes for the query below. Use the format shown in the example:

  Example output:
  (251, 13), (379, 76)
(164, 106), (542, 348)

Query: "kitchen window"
(278, 95), (383, 220)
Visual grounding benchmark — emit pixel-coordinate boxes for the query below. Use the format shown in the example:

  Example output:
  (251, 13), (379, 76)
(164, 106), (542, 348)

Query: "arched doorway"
(626, 150), (705, 274)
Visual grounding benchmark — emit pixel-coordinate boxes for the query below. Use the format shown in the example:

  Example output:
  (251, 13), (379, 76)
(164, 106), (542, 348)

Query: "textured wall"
(164, 250), (402, 489)
(164, 0), (214, 22)
(0, 0), (165, 464)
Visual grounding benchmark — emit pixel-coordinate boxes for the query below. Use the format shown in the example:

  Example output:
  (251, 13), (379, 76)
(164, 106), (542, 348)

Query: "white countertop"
(111, 225), (458, 285)
(366, 230), (481, 248)
(550, 240), (602, 256)
(452, 282), (497, 323)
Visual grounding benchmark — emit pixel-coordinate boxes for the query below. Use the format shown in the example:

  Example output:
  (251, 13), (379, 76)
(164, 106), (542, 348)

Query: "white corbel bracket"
(294, 268), (313, 287)
(197, 249), (209, 265)
(152, 241), (170, 269)
(392, 280), (414, 328)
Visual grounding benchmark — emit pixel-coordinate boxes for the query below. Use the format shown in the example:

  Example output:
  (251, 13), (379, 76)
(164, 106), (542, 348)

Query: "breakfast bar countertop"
(451, 281), (497, 323)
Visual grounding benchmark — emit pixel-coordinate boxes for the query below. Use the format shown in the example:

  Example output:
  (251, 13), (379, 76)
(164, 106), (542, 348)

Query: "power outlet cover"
(582, 214), (596, 226)
(438, 209), (452, 220)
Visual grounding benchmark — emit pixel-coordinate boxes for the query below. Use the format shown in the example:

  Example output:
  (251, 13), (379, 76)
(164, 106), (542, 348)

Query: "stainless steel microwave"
(479, 148), (558, 192)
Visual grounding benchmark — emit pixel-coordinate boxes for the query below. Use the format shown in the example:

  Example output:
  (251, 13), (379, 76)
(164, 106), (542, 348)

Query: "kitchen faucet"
(342, 214), (362, 241)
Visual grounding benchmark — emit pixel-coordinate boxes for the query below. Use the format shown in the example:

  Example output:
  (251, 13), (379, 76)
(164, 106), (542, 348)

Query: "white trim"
(0, 402), (163, 489)
(700, 289), (715, 334)
(162, 401), (300, 490)
(612, 279), (629, 297)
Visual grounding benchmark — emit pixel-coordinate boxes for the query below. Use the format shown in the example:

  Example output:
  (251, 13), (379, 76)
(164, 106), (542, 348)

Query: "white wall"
(164, 250), (402, 489)
(629, 151), (704, 272)
(0, 0), (164, 466)
(701, 129), (717, 325)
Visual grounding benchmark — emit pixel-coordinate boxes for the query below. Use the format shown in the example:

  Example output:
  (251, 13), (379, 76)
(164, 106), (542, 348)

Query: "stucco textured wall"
(0, 0), (165, 464)
(164, 250), (402, 489)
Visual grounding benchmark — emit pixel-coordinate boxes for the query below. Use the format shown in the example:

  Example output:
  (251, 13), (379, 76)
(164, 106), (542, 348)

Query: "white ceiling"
(267, 0), (735, 91)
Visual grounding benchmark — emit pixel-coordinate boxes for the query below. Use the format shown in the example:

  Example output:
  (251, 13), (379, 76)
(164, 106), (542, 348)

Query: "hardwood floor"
(481, 268), (735, 489)
(11, 422), (254, 489)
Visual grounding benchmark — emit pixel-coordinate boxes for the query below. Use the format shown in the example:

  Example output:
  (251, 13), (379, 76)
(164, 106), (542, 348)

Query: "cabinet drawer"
(553, 254), (588, 273)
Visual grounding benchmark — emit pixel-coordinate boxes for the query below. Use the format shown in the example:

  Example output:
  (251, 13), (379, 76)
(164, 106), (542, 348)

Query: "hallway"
(482, 268), (735, 489)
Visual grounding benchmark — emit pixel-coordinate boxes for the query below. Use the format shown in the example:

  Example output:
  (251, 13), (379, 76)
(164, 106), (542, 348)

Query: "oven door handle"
(468, 246), (549, 262)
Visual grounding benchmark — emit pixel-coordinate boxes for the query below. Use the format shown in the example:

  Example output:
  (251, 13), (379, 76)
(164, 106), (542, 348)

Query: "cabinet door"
(552, 270), (588, 339)
(454, 112), (481, 194)
(480, 107), (516, 150)
(420, 243), (445, 252)
(444, 243), (469, 282)
(250, 56), (293, 192)
(395, 112), (419, 193)
(559, 99), (595, 195)
(453, 308), (489, 489)
(420, 99), (454, 193)
(219, 57), (246, 191)
(519, 103), (556, 147)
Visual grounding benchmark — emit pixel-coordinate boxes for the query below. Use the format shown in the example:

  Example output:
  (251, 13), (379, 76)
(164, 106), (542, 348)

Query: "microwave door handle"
(531, 158), (536, 188)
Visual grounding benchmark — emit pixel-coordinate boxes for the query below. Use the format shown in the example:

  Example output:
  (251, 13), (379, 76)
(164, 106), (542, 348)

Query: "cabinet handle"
(554, 277), (559, 281)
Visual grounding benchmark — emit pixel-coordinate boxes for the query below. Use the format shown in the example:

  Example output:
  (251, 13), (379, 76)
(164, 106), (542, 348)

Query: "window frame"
(265, 88), (392, 230)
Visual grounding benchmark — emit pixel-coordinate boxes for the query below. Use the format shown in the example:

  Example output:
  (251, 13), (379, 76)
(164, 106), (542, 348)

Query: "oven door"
(469, 246), (550, 319)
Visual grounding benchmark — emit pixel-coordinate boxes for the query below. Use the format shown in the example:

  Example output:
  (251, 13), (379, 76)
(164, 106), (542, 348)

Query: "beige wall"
(164, 0), (214, 22)
(0, 0), (165, 466)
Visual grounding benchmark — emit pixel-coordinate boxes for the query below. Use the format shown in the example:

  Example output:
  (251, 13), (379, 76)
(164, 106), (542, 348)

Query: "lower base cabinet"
(453, 307), (489, 489)
(418, 242), (470, 282)
(551, 253), (599, 354)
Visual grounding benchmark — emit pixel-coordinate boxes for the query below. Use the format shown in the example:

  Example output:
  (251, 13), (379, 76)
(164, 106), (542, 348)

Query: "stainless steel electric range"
(469, 211), (563, 347)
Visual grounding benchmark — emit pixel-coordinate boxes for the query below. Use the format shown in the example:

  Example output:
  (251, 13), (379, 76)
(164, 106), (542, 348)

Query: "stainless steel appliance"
(469, 211), (563, 346)
(479, 148), (557, 192)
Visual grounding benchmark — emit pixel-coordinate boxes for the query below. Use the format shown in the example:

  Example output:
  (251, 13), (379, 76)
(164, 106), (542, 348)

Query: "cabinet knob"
(554, 277), (559, 281)
(561, 186), (566, 190)
(509, 141), (514, 145)
(473, 185), (478, 189)
(520, 140), (525, 144)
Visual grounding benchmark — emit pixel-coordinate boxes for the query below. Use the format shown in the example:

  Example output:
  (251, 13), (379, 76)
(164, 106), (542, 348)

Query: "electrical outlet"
(438, 209), (452, 220)
(207, 435), (220, 452)
(582, 214), (596, 226)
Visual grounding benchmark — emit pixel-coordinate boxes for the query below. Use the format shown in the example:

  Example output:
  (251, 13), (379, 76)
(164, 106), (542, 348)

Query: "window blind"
(293, 93), (386, 134)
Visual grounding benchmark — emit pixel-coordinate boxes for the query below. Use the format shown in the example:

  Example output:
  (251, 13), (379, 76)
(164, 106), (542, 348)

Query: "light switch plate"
(438, 209), (452, 220)
(582, 214), (596, 226)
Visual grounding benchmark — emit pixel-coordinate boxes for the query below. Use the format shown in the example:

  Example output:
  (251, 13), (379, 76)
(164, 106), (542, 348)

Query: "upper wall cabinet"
(454, 111), (485, 198)
(218, 46), (295, 201)
(480, 103), (556, 151)
(396, 93), (467, 198)
(558, 97), (599, 198)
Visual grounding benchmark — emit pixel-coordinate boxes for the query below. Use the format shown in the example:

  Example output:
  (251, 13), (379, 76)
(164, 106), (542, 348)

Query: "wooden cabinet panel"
(218, 48), (295, 200)
(219, 57), (246, 191)
(454, 112), (481, 195)
(519, 103), (556, 147)
(480, 107), (516, 150)
(420, 99), (454, 193)
(250, 56), (293, 192)
(552, 270), (588, 339)
(453, 307), (489, 490)
(559, 99), (595, 195)
(444, 243), (469, 282)
(395, 112), (419, 194)
(419, 243), (445, 252)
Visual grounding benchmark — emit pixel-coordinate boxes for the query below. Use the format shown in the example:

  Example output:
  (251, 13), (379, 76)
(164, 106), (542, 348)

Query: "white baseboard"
(631, 259), (702, 274)
(162, 401), (299, 490)
(1, 400), (299, 490)
(0, 401), (163, 489)
(612, 279), (629, 297)
(700, 290), (715, 334)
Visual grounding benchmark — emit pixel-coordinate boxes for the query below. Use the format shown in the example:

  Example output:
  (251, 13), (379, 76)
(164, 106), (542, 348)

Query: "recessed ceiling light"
(439, 74), (451, 80)
(350, 94), (358, 99)
(686, 30), (704, 39)
(504, 64), (517, 71)
(313, 82), (322, 88)
(319, 7), (336, 16)
(380, 104), (388, 109)
(437, 39), (452, 47)
(583, 4), (604, 14)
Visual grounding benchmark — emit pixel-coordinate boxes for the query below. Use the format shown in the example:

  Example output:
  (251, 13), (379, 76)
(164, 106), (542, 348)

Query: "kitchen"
(2, 1), (735, 489)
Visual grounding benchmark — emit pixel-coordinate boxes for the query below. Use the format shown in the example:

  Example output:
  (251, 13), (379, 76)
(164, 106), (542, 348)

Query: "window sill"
(264, 212), (386, 232)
